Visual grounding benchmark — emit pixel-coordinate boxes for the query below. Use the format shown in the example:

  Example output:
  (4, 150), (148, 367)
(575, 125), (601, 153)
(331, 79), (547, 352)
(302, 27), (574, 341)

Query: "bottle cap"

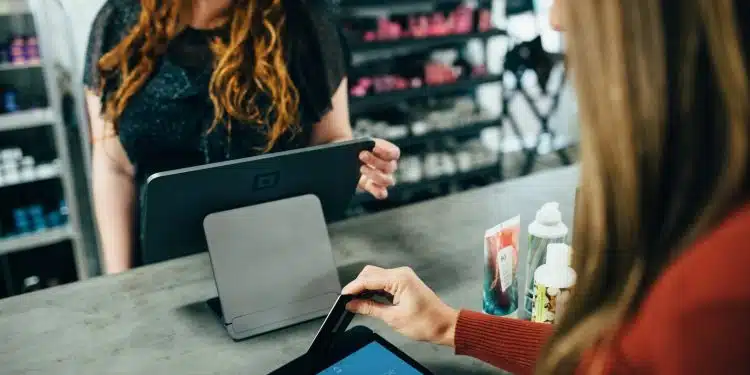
(546, 243), (571, 268)
(536, 202), (562, 225)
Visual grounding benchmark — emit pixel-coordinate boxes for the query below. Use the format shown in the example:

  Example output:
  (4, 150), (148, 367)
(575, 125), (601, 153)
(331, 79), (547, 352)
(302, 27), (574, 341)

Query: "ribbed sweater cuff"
(454, 310), (553, 375)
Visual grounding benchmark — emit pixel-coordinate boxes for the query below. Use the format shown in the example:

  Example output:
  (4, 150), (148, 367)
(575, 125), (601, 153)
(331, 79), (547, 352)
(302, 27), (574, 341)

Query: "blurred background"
(0, 0), (578, 297)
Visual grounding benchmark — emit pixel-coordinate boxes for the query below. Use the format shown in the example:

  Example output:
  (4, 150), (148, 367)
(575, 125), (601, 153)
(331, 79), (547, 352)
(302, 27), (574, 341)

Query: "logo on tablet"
(253, 171), (280, 191)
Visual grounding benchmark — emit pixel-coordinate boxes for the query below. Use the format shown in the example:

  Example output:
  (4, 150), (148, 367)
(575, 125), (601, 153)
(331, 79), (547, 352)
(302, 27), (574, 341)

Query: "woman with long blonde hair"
(343, 0), (750, 373)
(83, 0), (400, 274)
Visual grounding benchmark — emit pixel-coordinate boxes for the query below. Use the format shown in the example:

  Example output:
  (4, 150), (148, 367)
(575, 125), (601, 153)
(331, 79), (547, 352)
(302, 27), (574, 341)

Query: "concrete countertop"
(0, 166), (578, 375)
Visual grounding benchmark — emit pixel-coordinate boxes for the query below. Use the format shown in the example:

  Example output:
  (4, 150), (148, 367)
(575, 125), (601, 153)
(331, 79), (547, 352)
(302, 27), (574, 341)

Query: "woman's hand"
(358, 138), (400, 199)
(342, 265), (459, 347)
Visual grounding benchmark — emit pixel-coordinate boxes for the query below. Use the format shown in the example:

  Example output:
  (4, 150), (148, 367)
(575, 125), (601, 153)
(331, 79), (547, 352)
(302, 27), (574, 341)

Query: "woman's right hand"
(342, 265), (459, 347)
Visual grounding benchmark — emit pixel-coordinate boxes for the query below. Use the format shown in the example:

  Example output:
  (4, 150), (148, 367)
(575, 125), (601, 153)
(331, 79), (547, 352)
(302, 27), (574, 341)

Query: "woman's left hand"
(359, 138), (400, 199)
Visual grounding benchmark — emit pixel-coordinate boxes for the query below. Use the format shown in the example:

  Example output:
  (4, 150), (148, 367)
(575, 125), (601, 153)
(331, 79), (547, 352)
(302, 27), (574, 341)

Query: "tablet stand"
(202, 194), (342, 341)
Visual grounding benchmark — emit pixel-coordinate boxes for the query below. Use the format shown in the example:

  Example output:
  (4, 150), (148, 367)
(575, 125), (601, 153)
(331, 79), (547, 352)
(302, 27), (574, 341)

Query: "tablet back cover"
(204, 194), (341, 337)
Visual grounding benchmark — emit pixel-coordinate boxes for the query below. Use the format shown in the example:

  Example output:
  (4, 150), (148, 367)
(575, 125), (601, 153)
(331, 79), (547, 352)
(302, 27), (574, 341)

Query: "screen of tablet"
(317, 341), (422, 375)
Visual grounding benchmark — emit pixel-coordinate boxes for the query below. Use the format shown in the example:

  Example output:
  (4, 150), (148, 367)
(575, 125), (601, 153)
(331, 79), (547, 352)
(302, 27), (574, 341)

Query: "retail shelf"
(0, 0), (29, 16)
(0, 172), (60, 189)
(352, 164), (499, 204)
(0, 226), (74, 256)
(350, 29), (506, 54)
(0, 108), (55, 132)
(350, 74), (503, 115)
(0, 61), (42, 72)
(393, 117), (500, 147)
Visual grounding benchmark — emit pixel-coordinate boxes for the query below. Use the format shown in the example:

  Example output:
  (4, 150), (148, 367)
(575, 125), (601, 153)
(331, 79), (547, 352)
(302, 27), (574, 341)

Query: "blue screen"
(317, 342), (422, 375)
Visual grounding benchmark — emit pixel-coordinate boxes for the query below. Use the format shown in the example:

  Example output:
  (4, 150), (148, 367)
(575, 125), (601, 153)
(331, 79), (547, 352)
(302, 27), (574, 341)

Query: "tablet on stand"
(142, 138), (375, 340)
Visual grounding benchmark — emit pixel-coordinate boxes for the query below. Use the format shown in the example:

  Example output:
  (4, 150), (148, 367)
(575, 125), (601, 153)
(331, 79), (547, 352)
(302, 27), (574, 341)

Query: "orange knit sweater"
(454, 203), (750, 374)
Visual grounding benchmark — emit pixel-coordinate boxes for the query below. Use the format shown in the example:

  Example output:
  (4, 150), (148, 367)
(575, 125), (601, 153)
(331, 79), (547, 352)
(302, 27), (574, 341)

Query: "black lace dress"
(83, 0), (349, 265)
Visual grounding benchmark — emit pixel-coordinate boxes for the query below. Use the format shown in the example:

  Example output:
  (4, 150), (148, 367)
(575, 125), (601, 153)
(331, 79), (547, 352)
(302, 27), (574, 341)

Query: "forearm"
(92, 159), (136, 274)
(453, 310), (553, 375)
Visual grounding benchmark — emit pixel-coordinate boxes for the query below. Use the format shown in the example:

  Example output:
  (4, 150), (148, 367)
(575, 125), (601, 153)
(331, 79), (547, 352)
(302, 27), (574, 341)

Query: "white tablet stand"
(203, 194), (342, 340)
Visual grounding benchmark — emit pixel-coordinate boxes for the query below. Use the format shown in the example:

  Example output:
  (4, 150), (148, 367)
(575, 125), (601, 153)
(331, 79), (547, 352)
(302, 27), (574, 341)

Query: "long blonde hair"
(97, 0), (300, 152)
(536, 0), (749, 373)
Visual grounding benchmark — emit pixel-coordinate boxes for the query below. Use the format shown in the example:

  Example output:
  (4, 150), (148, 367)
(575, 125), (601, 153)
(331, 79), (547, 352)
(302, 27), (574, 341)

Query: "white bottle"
(531, 243), (576, 324)
(523, 202), (568, 318)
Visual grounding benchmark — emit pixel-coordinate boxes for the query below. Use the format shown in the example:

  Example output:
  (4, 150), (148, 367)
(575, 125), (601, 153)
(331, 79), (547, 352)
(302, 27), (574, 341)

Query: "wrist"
(434, 306), (459, 348)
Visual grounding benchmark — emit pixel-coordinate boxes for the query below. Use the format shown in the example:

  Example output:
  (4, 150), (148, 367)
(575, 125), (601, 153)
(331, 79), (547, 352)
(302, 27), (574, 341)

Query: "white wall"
(55, 0), (106, 74)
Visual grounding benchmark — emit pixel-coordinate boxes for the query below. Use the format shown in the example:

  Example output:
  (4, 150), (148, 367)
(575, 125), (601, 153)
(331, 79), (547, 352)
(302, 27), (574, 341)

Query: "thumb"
(346, 299), (391, 320)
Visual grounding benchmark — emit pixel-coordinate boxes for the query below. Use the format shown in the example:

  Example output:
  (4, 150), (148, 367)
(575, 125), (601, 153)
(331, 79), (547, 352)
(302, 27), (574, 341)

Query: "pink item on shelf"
(454, 6), (473, 34)
(364, 31), (377, 41)
(412, 15), (430, 38)
(394, 77), (408, 90)
(429, 14), (450, 36)
(373, 76), (388, 93)
(472, 65), (488, 76)
(451, 66), (463, 82)
(377, 17), (390, 40)
(445, 12), (456, 34)
(10, 37), (25, 65)
(25, 36), (40, 63)
(389, 23), (402, 39)
(408, 16), (419, 37)
(351, 86), (367, 97)
(350, 77), (374, 96)
(479, 9), (493, 32)
(425, 63), (444, 85)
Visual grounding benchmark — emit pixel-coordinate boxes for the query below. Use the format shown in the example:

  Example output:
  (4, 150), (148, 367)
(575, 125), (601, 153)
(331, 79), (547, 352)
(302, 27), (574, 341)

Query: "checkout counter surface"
(0, 166), (578, 375)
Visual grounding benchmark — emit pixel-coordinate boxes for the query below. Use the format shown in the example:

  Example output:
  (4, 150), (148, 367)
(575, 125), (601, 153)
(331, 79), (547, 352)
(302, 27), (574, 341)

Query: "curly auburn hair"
(97, 0), (300, 152)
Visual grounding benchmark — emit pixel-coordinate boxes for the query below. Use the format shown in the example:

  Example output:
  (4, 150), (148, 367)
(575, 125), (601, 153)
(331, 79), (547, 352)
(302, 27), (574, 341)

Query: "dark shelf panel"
(352, 164), (499, 205)
(390, 117), (501, 148)
(350, 74), (503, 115)
(349, 29), (506, 54)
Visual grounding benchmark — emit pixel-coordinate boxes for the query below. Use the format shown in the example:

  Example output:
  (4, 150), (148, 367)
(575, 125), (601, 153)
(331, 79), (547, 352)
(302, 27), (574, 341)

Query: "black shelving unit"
(341, 0), (504, 215)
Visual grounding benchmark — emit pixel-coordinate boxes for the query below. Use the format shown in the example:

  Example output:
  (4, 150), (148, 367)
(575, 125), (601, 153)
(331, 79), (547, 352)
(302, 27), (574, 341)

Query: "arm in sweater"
(454, 310), (553, 375)
(453, 302), (750, 375)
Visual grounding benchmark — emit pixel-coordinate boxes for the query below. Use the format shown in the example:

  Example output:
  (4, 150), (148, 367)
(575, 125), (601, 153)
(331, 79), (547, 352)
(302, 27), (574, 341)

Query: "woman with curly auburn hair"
(83, 0), (401, 274)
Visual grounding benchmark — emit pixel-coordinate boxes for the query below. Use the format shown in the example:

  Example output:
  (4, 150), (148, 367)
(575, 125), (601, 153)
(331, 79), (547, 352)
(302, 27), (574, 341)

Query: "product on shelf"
(398, 156), (423, 183)
(476, 6), (493, 32)
(0, 147), (60, 187)
(349, 51), (489, 97)
(2, 201), (68, 238)
(1, 35), (40, 65)
(0, 85), (44, 114)
(344, 4), (491, 43)
(353, 97), (496, 141)
(22, 275), (41, 293)
(393, 139), (498, 185)
(0, 86), (20, 113)
(24, 36), (40, 64)
(1, 176), (69, 236)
